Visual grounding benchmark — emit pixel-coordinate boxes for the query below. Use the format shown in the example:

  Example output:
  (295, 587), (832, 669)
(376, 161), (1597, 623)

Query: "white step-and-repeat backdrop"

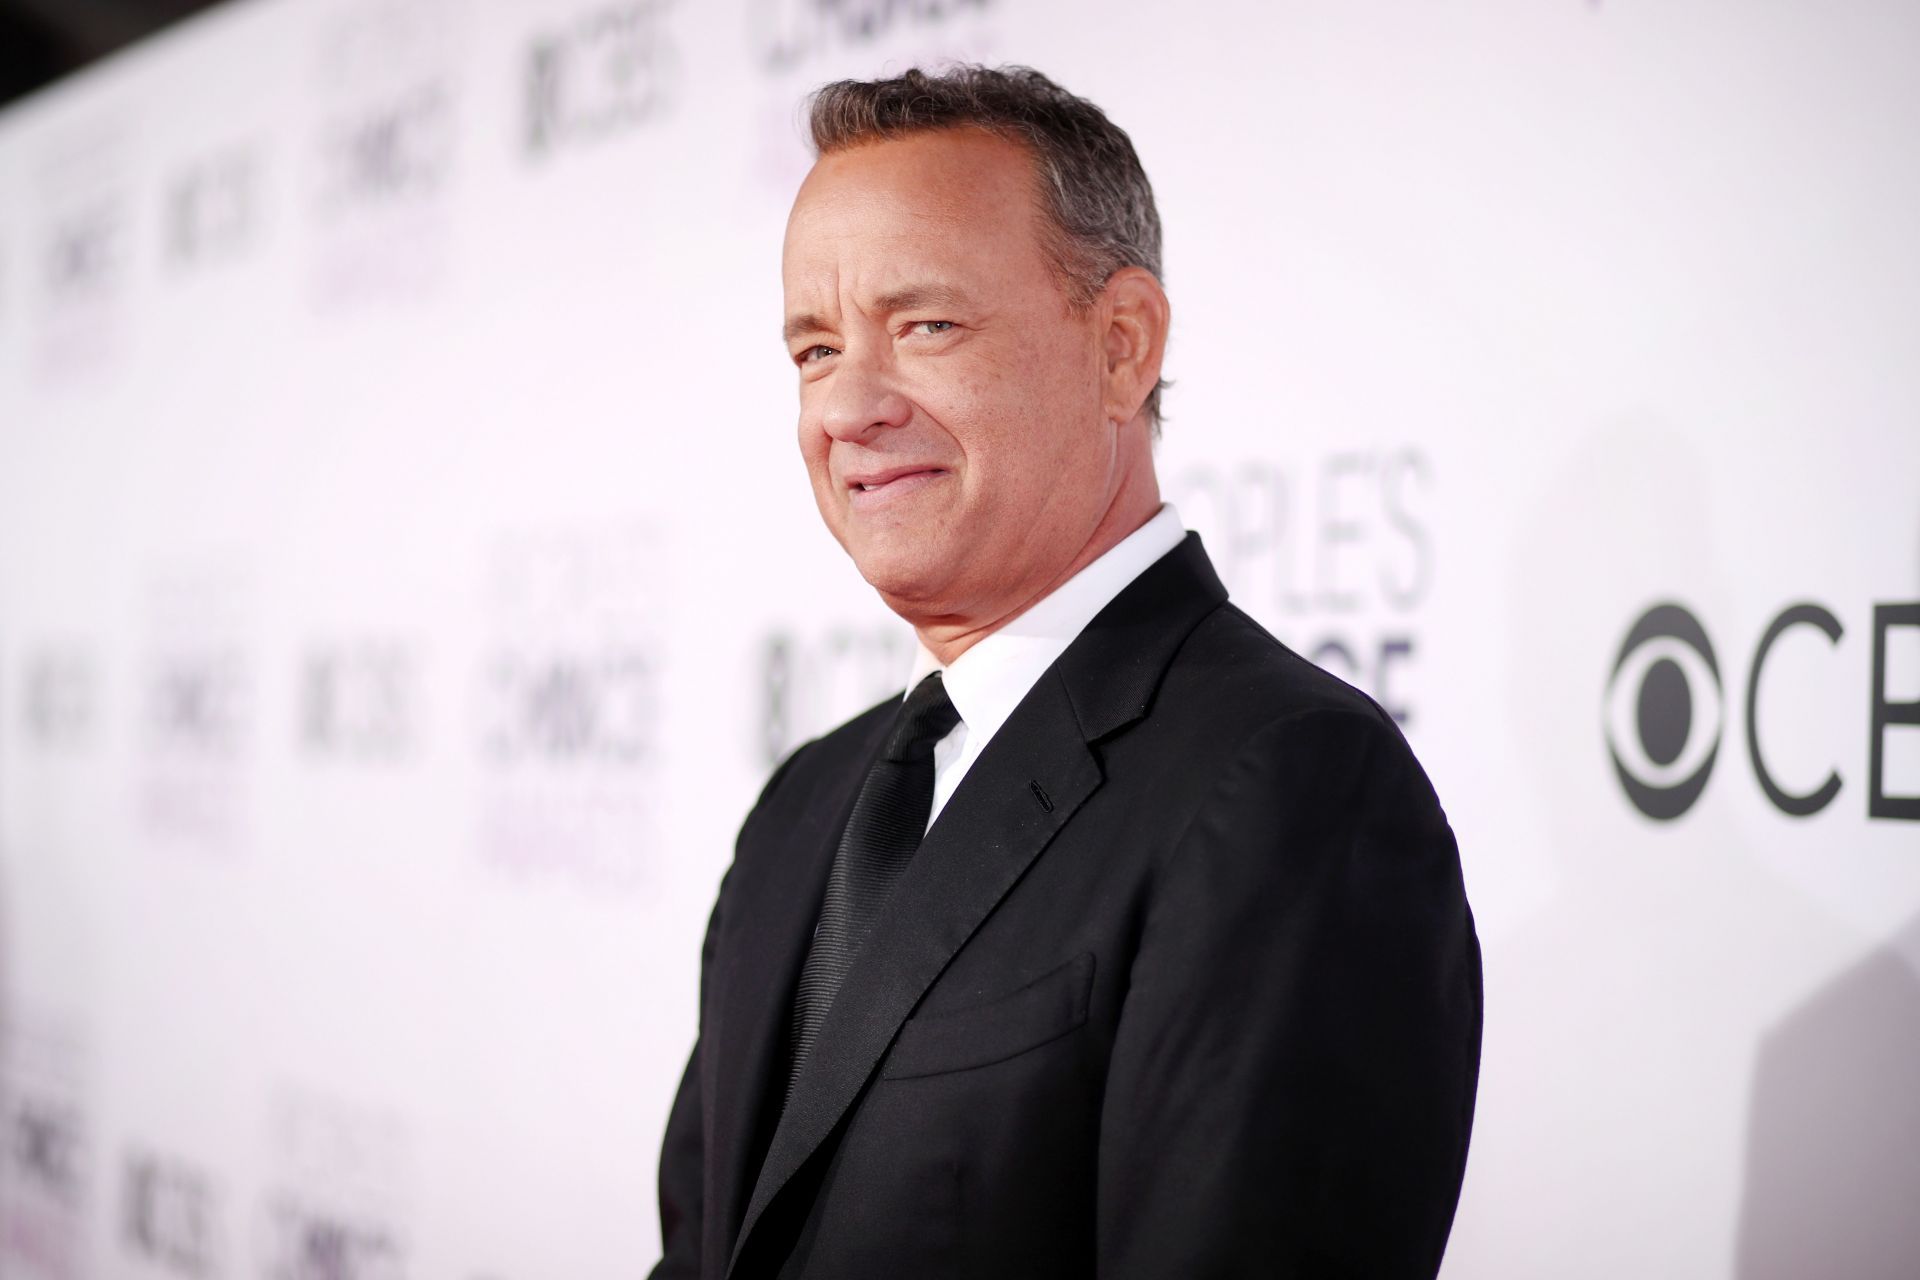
(1, 0), (1915, 1276)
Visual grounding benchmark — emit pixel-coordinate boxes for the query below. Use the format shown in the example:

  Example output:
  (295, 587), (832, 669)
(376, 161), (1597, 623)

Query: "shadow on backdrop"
(1735, 911), (1920, 1279)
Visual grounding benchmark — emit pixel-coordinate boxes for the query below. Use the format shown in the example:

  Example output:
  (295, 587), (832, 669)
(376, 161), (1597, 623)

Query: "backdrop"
(1, 1), (1916, 1276)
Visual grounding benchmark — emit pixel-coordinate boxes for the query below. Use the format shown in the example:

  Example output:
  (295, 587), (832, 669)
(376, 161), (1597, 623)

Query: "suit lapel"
(727, 669), (1103, 1278)
(706, 707), (890, 1265)
(722, 532), (1230, 1276)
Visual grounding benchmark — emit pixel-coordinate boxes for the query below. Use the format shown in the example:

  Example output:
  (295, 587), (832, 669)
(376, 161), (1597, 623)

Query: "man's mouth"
(847, 466), (946, 495)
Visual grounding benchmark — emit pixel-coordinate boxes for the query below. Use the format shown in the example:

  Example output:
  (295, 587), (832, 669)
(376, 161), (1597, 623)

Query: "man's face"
(782, 129), (1118, 624)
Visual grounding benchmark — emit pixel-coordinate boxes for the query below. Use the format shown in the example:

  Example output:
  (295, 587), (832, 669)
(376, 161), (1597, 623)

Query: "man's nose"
(819, 355), (913, 442)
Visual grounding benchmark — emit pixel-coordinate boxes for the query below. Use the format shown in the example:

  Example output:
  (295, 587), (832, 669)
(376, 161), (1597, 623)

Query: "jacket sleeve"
(650, 744), (810, 1279)
(649, 864), (727, 1280)
(1096, 707), (1482, 1279)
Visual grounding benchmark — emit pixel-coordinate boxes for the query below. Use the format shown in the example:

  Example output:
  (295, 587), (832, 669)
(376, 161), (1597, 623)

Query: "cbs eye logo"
(1603, 597), (1919, 823)
(1604, 603), (1723, 821)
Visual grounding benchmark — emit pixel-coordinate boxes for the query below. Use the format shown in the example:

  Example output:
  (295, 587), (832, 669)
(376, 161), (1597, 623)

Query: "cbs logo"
(1604, 600), (1919, 822)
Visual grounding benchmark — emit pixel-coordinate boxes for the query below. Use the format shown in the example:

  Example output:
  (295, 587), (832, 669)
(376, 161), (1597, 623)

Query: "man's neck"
(911, 479), (1163, 666)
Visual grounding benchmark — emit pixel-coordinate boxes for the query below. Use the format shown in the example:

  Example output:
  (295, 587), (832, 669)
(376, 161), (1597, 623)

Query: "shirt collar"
(904, 503), (1187, 743)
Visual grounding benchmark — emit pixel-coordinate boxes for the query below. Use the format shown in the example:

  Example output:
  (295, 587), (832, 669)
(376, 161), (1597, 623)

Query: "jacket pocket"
(880, 952), (1095, 1080)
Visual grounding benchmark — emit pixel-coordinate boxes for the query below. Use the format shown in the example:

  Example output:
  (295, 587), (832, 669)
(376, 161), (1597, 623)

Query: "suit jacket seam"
(1213, 601), (1404, 733)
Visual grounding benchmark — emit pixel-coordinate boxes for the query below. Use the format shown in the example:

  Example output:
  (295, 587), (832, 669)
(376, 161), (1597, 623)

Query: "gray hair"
(807, 65), (1169, 433)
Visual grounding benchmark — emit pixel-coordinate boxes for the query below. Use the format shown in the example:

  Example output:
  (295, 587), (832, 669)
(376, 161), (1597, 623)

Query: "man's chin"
(847, 546), (959, 617)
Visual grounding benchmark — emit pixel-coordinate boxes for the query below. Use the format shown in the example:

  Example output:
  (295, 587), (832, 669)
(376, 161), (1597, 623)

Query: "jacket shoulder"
(1117, 599), (1447, 825)
(1165, 600), (1395, 731)
(745, 692), (897, 822)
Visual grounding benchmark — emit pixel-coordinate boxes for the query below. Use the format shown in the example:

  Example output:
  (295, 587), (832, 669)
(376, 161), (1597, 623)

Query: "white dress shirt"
(904, 503), (1187, 832)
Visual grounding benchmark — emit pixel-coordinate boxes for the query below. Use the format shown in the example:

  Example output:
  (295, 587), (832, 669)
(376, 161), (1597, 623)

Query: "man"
(652, 65), (1480, 1278)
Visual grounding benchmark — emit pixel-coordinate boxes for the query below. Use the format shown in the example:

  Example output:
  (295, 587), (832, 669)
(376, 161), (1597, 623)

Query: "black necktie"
(786, 671), (962, 1098)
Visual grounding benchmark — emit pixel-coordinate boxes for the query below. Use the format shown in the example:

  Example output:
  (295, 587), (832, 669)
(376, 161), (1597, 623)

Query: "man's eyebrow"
(783, 312), (828, 344)
(871, 283), (969, 315)
(782, 284), (973, 345)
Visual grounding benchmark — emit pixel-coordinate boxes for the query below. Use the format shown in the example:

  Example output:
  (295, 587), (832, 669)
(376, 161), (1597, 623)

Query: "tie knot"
(883, 671), (962, 762)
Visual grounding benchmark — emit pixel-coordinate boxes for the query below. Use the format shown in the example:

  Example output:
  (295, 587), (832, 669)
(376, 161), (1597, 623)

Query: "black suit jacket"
(651, 533), (1481, 1278)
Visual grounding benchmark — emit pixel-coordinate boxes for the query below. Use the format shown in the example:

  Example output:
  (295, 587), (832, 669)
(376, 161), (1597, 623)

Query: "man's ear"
(1099, 266), (1170, 426)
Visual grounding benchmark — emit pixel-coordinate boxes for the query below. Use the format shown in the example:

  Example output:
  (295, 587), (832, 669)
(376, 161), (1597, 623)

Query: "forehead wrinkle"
(781, 254), (840, 341)
(782, 162), (1021, 342)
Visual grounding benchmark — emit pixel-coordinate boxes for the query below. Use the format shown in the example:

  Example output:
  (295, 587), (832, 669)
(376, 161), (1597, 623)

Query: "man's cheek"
(796, 413), (829, 471)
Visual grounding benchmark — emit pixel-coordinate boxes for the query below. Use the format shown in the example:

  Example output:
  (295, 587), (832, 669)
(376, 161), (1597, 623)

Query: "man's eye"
(912, 320), (955, 335)
(799, 344), (839, 364)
